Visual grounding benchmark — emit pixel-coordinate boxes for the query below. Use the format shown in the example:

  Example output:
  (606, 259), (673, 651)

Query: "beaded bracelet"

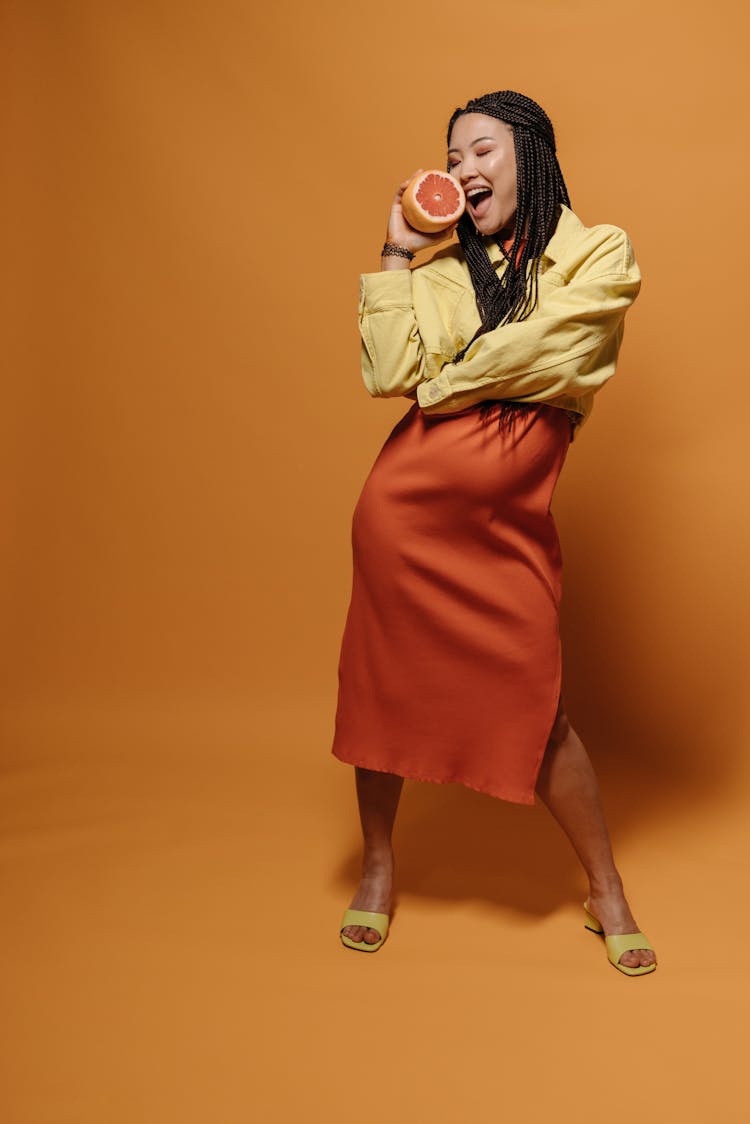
(381, 242), (415, 261)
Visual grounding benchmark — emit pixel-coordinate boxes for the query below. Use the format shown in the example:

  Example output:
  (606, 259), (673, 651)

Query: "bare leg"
(534, 704), (656, 970)
(341, 766), (403, 945)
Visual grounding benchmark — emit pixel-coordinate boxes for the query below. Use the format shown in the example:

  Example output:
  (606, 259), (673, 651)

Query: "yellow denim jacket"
(358, 204), (641, 432)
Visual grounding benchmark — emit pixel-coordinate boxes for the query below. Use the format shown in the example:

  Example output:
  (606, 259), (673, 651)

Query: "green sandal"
(583, 902), (656, 976)
(340, 909), (390, 953)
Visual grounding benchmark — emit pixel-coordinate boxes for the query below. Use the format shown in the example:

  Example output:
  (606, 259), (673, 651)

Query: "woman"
(331, 90), (656, 976)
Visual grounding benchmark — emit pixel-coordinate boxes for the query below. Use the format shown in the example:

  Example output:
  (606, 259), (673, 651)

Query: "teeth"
(467, 188), (491, 200)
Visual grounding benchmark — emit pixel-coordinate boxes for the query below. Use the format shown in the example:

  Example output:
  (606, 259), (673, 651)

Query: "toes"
(342, 924), (383, 945)
(342, 925), (384, 944)
(619, 949), (656, 968)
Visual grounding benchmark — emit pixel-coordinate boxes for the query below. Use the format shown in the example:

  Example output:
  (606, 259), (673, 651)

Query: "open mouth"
(466, 188), (493, 218)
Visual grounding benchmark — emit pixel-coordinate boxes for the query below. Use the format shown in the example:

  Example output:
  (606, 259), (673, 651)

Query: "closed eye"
(448, 146), (494, 168)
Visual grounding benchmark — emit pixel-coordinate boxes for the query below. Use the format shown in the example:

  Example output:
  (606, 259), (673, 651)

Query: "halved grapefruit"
(401, 169), (465, 233)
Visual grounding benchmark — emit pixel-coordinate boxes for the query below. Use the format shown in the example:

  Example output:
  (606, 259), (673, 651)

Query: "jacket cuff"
(417, 372), (453, 409)
(359, 270), (413, 313)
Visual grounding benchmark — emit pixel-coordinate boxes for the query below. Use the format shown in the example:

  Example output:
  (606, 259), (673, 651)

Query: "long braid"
(446, 91), (570, 429)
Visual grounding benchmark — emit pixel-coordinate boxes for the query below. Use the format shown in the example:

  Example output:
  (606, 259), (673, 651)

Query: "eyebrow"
(447, 136), (496, 155)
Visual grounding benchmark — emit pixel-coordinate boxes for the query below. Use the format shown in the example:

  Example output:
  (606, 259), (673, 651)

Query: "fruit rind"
(401, 169), (466, 233)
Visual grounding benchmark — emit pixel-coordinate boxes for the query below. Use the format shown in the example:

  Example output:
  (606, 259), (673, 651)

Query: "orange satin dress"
(330, 393), (572, 805)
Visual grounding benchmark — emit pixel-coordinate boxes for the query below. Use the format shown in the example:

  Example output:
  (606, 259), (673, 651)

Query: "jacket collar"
(484, 204), (582, 269)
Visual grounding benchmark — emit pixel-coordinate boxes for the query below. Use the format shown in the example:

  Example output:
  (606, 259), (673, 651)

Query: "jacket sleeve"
(358, 270), (427, 398)
(417, 227), (641, 415)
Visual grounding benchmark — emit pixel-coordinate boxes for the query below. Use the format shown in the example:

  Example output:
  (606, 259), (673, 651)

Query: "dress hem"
(331, 749), (538, 807)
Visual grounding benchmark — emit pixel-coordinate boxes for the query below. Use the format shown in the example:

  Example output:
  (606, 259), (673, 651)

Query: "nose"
(458, 155), (481, 186)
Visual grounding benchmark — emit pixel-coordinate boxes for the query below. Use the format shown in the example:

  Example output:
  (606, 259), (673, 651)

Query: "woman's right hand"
(384, 171), (459, 255)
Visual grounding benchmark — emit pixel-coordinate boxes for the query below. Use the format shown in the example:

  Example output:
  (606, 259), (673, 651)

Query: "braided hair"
(446, 91), (570, 428)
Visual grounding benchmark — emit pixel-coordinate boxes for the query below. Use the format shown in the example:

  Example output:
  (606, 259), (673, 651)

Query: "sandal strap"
(605, 931), (654, 958)
(340, 909), (389, 938)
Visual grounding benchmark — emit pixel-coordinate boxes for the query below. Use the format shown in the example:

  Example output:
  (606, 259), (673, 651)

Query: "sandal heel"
(582, 903), (604, 933)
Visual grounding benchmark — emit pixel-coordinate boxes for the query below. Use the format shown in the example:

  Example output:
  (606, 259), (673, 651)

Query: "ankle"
(588, 872), (624, 899)
(361, 850), (394, 877)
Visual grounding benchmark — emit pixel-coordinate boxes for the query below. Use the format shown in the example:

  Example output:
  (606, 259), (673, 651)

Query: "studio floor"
(1, 698), (747, 1124)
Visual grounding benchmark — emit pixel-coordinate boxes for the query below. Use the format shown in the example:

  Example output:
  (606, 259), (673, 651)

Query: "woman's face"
(447, 113), (518, 239)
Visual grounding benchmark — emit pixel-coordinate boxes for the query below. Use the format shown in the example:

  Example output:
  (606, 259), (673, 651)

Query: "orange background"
(2, 1), (749, 1121)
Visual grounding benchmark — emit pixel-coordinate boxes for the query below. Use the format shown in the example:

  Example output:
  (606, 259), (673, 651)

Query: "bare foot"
(585, 887), (657, 970)
(341, 855), (394, 946)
